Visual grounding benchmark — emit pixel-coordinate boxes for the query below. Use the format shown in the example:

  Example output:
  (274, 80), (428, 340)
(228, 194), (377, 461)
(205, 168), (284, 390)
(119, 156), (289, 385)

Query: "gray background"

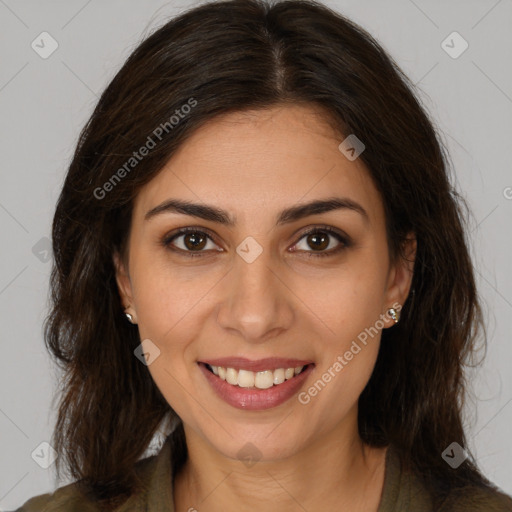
(1, 0), (511, 509)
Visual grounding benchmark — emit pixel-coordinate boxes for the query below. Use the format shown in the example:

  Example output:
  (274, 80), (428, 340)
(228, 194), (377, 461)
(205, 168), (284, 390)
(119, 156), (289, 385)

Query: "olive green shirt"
(15, 437), (512, 511)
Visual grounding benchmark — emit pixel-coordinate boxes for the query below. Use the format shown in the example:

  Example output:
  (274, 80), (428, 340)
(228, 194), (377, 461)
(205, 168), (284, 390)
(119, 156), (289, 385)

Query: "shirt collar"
(142, 434), (176, 511)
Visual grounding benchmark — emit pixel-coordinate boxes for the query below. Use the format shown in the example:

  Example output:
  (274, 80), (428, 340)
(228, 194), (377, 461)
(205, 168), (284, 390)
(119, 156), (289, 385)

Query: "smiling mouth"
(202, 363), (313, 389)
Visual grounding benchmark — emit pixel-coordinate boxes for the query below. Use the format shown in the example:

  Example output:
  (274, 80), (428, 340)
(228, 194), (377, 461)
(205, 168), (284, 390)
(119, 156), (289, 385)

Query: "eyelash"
(161, 225), (351, 259)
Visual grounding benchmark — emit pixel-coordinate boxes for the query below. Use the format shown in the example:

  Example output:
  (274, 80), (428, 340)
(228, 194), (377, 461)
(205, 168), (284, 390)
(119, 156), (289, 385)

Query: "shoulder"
(12, 481), (102, 512)
(13, 452), (160, 512)
(438, 484), (512, 512)
(384, 445), (512, 512)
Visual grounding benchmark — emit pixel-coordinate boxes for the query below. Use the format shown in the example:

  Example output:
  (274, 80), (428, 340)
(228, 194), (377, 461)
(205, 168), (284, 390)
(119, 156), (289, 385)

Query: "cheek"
(132, 265), (201, 412)
(298, 269), (385, 423)
(294, 256), (386, 406)
(299, 341), (379, 437)
(130, 254), (217, 344)
(295, 258), (388, 344)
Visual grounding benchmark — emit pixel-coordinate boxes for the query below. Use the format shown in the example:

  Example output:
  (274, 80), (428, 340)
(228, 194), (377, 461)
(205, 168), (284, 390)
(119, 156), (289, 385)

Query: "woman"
(15, 0), (512, 510)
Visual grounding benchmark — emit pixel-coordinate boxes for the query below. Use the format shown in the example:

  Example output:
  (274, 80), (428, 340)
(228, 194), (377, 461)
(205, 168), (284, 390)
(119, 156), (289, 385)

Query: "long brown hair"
(46, 0), (491, 508)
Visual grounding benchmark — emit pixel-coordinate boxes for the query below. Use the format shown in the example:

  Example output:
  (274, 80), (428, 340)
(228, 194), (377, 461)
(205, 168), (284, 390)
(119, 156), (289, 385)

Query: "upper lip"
(199, 357), (314, 372)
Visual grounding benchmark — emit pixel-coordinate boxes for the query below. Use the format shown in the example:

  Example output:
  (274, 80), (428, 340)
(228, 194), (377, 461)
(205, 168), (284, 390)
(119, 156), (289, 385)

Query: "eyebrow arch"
(144, 197), (369, 226)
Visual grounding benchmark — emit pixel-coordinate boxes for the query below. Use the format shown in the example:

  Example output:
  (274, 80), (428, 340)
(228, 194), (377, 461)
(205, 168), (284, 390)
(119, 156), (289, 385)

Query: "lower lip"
(198, 362), (314, 411)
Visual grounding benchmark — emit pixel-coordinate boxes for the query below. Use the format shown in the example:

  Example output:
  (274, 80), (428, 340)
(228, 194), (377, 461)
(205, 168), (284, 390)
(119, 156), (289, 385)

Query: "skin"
(114, 104), (416, 511)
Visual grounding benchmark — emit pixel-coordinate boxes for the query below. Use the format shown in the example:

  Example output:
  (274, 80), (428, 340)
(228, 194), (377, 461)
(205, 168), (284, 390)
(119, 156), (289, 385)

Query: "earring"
(124, 308), (137, 324)
(387, 307), (400, 324)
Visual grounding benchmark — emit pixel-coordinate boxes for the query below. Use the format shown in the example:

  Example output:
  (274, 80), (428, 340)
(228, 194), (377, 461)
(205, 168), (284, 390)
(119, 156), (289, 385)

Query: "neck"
(173, 410), (387, 511)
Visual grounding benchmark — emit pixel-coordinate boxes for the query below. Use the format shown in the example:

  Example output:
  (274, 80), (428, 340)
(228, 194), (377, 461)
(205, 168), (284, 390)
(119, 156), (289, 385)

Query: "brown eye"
(182, 232), (208, 251)
(305, 232), (330, 251)
(163, 228), (221, 256)
(162, 226), (350, 259)
(292, 227), (351, 258)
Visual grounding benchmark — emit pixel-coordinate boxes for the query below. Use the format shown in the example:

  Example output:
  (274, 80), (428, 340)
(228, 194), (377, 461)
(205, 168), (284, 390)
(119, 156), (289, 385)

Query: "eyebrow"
(144, 197), (369, 226)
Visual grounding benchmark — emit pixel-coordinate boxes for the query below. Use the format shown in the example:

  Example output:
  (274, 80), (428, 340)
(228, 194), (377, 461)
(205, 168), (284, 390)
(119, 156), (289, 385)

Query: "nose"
(215, 246), (294, 343)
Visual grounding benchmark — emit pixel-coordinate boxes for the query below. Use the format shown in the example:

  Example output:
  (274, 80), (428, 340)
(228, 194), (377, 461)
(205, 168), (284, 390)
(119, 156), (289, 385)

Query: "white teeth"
(226, 367), (238, 385)
(273, 368), (285, 385)
(208, 364), (306, 389)
(237, 369), (254, 388)
(254, 370), (274, 389)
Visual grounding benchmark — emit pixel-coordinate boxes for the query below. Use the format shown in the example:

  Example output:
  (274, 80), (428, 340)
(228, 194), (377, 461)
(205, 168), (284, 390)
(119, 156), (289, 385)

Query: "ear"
(383, 233), (416, 326)
(113, 250), (135, 316)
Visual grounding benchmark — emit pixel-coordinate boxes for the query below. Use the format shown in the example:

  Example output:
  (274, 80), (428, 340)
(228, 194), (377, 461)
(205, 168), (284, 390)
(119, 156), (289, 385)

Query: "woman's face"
(114, 104), (414, 462)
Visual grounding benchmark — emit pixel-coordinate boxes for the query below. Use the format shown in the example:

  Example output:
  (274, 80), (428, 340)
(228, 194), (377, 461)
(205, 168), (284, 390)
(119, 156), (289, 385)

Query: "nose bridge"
(216, 243), (293, 341)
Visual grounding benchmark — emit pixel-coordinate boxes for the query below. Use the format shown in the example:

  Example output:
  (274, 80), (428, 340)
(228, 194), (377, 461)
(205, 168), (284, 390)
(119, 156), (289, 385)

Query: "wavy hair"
(45, 0), (490, 509)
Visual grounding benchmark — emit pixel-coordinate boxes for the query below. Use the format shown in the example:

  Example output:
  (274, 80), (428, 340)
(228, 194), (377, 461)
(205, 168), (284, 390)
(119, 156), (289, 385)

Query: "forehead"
(132, 104), (383, 228)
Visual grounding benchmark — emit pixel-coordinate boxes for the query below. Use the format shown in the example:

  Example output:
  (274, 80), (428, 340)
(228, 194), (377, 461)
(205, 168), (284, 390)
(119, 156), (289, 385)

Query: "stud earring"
(124, 307), (137, 324)
(387, 307), (401, 324)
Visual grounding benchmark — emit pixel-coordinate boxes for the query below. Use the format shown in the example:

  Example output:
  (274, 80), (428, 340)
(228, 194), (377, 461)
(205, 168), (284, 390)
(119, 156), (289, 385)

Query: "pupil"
(308, 233), (328, 251)
(185, 232), (206, 250)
